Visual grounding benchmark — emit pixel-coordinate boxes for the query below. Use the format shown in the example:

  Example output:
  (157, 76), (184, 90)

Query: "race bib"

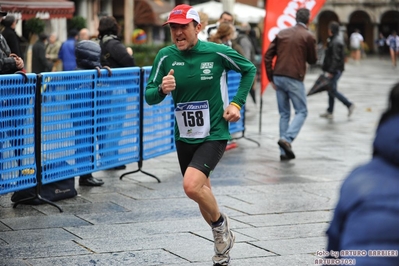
(175, 100), (210, 138)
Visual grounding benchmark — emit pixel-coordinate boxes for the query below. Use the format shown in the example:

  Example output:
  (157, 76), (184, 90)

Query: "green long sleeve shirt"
(145, 40), (256, 144)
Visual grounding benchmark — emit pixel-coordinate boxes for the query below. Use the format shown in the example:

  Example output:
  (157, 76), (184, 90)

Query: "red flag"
(260, 0), (326, 95)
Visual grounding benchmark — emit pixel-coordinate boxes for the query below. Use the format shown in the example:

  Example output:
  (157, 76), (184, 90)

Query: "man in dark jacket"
(326, 83), (399, 265)
(32, 33), (53, 74)
(264, 8), (317, 161)
(320, 21), (355, 120)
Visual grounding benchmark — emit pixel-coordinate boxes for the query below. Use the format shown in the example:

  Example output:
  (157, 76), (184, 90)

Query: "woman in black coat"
(1, 16), (25, 60)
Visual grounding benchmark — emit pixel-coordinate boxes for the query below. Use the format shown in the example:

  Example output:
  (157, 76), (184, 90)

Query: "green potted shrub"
(24, 18), (46, 72)
(68, 16), (86, 31)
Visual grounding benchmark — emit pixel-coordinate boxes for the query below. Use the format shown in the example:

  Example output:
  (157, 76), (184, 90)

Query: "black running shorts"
(175, 140), (227, 177)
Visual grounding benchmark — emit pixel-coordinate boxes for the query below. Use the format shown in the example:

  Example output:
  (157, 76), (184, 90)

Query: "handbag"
(11, 178), (77, 205)
(11, 161), (77, 205)
(307, 74), (331, 96)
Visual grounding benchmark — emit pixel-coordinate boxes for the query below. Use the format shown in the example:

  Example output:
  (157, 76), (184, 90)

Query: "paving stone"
(0, 222), (10, 232)
(0, 215), (90, 230)
(232, 210), (333, 227)
(26, 250), (187, 266)
(233, 254), (318, 266)
(235, 223), (329, 241)
(64, 218), (210, 240)
(0, 240), (88, 260)
(250, 236), (327, 256)
(75, 232), (211, 260)
(0, 203), (45, 219)
(0, 228), (80, 243)
(0, 258), (31, 266)
(32, 202), (129, 215)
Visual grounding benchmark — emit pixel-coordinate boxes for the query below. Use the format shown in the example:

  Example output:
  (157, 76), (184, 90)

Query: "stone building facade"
(315, 0), (399, 53)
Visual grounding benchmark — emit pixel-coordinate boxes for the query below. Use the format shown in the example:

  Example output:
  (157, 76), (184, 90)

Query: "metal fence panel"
(142, 67), (176, 160)
(2, 67), (246, 194)
(0, 73), (37, 195)
(95, 67), (141, 169)
(40, 68), (141, 184)
(41, 71), (95, 183)
(227, 71), (245, 134)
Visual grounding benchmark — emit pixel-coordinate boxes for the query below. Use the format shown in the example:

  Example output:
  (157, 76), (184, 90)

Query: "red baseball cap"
(163, 4), (200, 26)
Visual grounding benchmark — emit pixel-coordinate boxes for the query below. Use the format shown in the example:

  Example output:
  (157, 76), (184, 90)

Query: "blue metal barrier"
(0, 73), (37, 195)
(95, 67), (141, 168)
(227, 71), (245, 134)
(141, 67), (175, 160)
(40, 68), (141, 185)
(3, 66), (250, 201)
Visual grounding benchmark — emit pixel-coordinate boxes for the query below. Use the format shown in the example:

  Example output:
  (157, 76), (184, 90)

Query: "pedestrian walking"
(349, 28), (363, 65)
(145, 4), (256, 265)
(386, 30), (399, 67)
(264, 8), (317, 161)
(319, 21), (355, 120)
(326, 82), (399, 266)
(375, 32), (386, 59)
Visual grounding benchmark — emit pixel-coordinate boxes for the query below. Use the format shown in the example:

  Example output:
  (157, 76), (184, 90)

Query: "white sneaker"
(320, 112), (333, 119)
(212, 213), (235, 257)
(212, 253), (231, 266)
(348, 104), (355, 117)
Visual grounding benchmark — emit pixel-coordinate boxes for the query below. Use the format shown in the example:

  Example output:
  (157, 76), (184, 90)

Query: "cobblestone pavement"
(0, 56), (398, 266)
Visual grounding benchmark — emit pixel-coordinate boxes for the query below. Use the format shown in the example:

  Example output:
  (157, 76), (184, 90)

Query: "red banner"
(260, 0), (326, 95)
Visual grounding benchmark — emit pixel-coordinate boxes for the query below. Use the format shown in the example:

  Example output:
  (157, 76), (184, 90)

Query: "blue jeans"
(274, 76), (308, 153)
(327, 71), (352, 113)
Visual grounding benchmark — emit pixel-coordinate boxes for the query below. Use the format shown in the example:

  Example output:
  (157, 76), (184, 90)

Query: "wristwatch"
(158, 84), (167, 96)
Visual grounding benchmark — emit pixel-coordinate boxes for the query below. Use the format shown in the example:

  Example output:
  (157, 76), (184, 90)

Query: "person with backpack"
(98, 16), (135, 69)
